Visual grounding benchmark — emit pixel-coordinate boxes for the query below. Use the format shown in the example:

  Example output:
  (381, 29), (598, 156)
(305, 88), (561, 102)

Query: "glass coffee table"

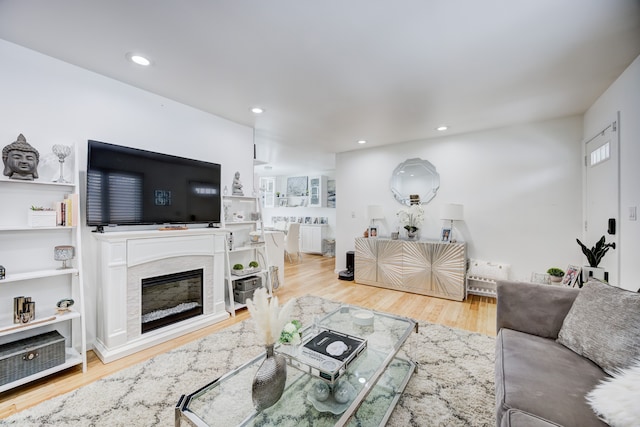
(176, 305), (418, 426)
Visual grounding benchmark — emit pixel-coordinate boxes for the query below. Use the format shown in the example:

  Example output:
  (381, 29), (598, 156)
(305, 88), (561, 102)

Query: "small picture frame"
(562, 265), (582, 287)
(530, 272), (551, 285)
(368, 226), (378, 238)
(441, 227), (451, 242)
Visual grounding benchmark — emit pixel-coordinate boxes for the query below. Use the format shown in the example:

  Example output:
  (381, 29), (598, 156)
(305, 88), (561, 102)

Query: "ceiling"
(1, 1), (639, 175)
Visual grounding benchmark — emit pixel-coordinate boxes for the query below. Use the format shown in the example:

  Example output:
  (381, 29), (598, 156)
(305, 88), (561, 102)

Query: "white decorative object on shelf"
(51, 144), (72, 183)
(232, 171), (244, 196)
(28, 209), (56, 227)
(54, 245), (75, 269)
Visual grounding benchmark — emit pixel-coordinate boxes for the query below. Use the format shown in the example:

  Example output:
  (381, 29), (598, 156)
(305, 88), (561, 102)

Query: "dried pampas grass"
(246, 287), (295, 345)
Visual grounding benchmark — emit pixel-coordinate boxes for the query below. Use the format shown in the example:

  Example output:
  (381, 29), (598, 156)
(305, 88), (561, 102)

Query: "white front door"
(584, 119), (619, 285)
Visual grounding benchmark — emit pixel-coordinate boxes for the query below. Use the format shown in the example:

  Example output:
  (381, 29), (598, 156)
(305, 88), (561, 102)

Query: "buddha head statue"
(2, 134), (40, 180)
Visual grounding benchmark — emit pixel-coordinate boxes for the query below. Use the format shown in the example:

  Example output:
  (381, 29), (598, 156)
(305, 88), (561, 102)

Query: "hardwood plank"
(0, 254), (496, 419)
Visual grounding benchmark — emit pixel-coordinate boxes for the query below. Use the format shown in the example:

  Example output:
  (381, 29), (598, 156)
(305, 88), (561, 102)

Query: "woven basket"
(0, 330), (65, 385)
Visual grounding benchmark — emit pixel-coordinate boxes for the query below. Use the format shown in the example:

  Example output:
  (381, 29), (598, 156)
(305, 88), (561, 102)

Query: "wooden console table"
(354, 237), (466, 301)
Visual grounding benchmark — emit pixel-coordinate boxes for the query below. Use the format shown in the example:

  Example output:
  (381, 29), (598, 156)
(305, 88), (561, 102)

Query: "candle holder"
(54, 245), (75, 269)
(52, 144), (72, 183)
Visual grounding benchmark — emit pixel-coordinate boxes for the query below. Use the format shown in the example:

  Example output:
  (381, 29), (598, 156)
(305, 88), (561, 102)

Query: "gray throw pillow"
(557, 279), (640, 375)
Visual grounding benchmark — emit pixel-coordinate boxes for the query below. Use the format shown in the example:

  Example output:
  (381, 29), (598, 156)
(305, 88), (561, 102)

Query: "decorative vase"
(252, 344), (287, 410)
(582, 266), (606, 282)
(406, 229), (418, 240)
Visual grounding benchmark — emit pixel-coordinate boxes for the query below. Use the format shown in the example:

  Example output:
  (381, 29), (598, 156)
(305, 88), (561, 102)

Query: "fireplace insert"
(141, 269), (204, 333)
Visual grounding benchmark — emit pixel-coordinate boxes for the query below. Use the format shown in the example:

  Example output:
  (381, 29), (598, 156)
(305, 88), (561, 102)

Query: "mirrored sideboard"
(354, 237), (466, 301)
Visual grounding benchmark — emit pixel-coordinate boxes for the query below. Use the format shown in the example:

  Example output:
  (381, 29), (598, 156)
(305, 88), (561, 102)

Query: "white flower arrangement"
(396, 204), (425, 232)
(246, 287), (296, 346)
(279, 320), (302, 345)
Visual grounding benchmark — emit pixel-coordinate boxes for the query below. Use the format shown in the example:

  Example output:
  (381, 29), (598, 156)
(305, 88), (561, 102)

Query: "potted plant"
(248, 260), (259, 272)
(546, 267), (565, 283)
(576, 235), (615, 284)
(576, 236), (615, 268)
(396, 204), (424, 239)
(28, 205), (57, 227)
(232, 263), (244, 275)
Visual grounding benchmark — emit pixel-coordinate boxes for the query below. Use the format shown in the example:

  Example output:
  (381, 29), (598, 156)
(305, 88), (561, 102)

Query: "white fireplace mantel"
(93, 229), (229, 363)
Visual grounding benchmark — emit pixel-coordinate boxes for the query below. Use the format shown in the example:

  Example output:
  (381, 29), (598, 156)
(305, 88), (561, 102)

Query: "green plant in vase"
(576, 235), (616, 287)
(546, 267), (564, 283)
(576, 236), (615, 268)
(396, 204), (424, 239)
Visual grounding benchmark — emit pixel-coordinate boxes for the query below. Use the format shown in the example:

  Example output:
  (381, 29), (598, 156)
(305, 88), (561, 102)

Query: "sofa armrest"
(496, 280), (579, 339)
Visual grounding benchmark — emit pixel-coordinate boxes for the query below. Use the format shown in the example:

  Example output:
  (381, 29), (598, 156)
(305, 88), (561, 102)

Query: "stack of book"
(282, 329), (367, 384)
(54, 194), (78, 227)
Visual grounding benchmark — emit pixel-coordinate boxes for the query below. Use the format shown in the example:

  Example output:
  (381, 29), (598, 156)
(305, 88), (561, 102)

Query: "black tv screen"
(86, 140), (221, 227)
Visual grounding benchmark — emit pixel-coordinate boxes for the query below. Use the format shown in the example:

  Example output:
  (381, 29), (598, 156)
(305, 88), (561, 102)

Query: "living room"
(1, 2), (639, 426)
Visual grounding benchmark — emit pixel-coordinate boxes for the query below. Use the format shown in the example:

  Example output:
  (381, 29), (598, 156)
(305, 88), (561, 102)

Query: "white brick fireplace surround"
(93, 229), (229, 363)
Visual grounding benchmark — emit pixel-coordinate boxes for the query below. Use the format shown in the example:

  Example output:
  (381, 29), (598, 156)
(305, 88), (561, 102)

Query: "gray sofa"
(495, 280), (609, 427)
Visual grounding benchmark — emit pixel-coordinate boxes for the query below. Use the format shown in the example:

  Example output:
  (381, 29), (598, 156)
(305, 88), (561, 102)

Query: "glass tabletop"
(176, 306), (417, 427)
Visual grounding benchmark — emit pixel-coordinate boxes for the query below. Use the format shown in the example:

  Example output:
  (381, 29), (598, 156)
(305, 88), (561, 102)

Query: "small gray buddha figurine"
(232, 171), (244, 196)
(2, 134), (40, 180)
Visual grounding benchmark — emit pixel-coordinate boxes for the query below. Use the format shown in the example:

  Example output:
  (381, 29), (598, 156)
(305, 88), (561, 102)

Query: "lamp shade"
(440, 203), (464, 221)
(367, 205), (385, 220)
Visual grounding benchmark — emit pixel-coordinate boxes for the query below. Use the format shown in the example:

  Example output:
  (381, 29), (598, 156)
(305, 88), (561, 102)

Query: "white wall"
(583, 55), (640, 291)
(0, 40), (255, 346)
(335, 116), (585, 281)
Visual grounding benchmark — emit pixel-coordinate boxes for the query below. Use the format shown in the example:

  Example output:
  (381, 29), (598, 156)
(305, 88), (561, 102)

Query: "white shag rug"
(1, 296), (495, 426)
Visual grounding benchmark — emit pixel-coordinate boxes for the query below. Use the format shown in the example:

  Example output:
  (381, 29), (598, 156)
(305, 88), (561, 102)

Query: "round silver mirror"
(390, 158), (440, 206)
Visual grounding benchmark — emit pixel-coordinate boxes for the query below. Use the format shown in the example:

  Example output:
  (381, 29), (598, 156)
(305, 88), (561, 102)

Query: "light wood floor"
(0, 254), (496, 419)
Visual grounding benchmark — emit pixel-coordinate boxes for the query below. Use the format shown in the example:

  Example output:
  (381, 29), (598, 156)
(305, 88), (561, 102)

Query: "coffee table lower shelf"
(176, 353), (415, 427)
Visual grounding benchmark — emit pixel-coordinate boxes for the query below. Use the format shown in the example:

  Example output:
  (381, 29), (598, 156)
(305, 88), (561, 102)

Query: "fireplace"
(141, 269), (204, 333)
(93, 230), (230, 363)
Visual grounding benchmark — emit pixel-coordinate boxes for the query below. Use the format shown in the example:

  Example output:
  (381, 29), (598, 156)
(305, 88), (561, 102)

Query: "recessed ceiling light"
(436, 126), (449, 131)
(251, 107), (264, 114)
(357, 140), (367, 144)
(126, 52), (151, 66)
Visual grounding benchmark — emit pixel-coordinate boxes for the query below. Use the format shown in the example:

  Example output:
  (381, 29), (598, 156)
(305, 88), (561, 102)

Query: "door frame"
(582, 112), (620, 284)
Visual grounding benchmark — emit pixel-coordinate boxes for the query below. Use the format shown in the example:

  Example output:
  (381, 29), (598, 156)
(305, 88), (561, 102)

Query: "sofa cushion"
(496, 328), (608, 427)
(556, 279), (640, 375)
(501, 409), (563, 427)
(496, 281), (579, 339)
(586, 358), (640, 427)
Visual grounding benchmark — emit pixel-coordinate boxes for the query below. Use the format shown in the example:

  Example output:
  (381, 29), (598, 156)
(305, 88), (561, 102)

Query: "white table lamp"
(440, 203), (464, 242)
(367, 205), (384, 226)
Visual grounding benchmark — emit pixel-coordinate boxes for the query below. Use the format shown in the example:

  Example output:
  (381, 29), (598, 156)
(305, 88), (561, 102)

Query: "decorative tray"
(231, 267), (260, 276)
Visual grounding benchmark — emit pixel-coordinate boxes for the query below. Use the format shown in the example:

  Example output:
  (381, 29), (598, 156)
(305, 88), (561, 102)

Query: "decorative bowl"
(351, 309), (374, 326)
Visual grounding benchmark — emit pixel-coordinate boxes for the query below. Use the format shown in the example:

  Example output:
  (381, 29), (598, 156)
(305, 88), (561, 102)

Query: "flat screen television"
(86, 140), (221, 229)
